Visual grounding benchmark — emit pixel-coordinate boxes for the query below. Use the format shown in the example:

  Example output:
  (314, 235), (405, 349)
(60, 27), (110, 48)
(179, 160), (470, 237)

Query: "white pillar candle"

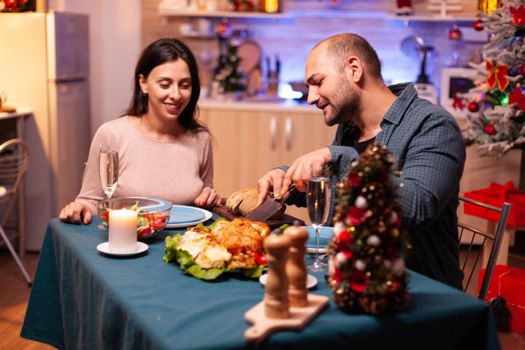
(108, 209), (138, 253)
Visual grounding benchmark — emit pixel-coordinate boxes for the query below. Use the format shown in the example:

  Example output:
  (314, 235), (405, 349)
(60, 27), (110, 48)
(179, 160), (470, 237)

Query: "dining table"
(21, 214), (501, 350)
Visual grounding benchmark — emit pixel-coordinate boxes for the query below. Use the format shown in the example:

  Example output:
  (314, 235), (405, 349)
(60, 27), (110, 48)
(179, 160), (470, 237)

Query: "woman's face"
(139, 59), (192, 122)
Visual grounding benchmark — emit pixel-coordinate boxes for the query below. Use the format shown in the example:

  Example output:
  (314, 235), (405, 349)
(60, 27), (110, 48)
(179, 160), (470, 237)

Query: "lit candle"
(108, 209), (138, 253)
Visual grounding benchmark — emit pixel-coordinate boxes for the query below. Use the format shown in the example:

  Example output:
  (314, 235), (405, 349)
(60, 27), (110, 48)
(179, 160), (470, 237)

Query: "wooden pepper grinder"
(284, 225), (309, 307)
(263, 234), (291, 319)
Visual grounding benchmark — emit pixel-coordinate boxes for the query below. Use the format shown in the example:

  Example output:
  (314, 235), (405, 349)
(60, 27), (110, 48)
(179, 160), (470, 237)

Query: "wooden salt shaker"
(263, 234), (291, 319)
(284, 225), (309, 307)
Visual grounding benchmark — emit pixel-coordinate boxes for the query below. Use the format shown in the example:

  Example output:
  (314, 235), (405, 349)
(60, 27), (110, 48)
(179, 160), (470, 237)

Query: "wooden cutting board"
(213, 205), (305, 229)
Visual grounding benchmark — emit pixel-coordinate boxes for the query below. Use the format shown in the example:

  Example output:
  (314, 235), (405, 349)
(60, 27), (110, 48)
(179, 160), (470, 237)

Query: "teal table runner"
(21, 217), (500, 350)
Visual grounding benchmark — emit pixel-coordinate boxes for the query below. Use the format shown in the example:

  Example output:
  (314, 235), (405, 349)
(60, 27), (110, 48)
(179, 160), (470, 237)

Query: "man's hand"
(59, 202), (92, 225)
(281, 147), (332, 194)
(256, 168), (287, 206)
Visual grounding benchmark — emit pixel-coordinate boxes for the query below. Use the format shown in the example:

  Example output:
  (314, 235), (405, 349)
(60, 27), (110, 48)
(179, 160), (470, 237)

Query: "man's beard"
(324, 80), (359, 126)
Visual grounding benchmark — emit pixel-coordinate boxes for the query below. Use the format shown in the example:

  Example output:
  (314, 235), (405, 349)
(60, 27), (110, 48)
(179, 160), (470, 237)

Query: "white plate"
(166, 205), (213, 228)
(96, 242), (148, 257)
(306, 247), (327, 254)
(259, 273), (318, 290)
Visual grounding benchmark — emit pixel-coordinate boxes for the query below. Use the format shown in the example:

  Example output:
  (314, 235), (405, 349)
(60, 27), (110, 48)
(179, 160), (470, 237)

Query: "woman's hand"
(194, 186), (220, 208)
(59, 202), (92, 224)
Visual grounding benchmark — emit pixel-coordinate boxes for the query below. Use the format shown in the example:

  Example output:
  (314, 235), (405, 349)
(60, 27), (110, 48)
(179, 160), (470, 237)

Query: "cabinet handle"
(270, 116), (278, 150)
(285, 116), (293, 151)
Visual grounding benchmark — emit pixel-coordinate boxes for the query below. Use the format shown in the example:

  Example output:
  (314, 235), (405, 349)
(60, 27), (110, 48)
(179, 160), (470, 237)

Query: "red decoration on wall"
(448, 26), (462, 40)
(395, 0), (412, 15)
(452, 94), (465, 110)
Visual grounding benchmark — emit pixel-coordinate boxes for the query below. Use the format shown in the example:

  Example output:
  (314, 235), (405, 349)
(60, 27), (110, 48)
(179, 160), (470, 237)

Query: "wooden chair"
(0, 138), (31, 285)
(458, 196), (511, 300)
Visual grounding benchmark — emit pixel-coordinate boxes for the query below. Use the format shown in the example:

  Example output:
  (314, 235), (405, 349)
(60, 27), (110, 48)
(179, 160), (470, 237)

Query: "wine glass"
(307, 176), (331, 272)
(99, 150), (118, 200)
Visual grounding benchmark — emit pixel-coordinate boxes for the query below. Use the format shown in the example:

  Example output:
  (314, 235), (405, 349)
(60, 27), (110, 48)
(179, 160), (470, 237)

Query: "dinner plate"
(259, 273), (318, 289)
(305, 226), (333, 253)
(96, 242), (148, 257)
(166, 205), (212, 228)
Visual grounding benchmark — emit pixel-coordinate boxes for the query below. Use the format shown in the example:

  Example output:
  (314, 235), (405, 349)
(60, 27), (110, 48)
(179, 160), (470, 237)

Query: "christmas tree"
(327, 143), (410, 314)
(459, 0), (525, 156)
(213, 40), (247, 95)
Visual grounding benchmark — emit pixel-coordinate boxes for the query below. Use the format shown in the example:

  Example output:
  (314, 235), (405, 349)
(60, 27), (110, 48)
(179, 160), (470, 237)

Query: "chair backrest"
(0, 138), (29, 227)
(458, 196), (511, 300)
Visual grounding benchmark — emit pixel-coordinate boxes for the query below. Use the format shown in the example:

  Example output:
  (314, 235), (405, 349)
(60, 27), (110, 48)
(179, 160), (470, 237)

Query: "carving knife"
(244, 184), (295, 222)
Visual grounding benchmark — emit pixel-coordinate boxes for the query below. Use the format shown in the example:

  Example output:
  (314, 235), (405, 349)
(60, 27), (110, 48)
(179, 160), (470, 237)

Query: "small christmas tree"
(213, 40), (247, 95)
(458, 0), (525, 156)
(327, 143), (410, 314)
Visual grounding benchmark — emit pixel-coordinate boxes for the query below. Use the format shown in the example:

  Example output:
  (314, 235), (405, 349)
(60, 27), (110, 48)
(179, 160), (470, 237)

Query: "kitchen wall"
(142, 0), (483, 95)
(44, 0), (483, 131)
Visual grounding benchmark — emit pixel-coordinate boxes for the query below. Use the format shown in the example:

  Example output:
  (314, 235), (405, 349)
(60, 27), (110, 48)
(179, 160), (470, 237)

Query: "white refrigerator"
(0, 12), (91, 250)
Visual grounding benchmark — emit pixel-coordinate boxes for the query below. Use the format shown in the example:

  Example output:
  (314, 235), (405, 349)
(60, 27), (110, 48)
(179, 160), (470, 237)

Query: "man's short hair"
(323, 33), (382, 80)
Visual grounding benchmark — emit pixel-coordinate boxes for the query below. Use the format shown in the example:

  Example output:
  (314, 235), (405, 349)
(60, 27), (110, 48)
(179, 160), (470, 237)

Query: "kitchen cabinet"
(199, 101), (336, 222)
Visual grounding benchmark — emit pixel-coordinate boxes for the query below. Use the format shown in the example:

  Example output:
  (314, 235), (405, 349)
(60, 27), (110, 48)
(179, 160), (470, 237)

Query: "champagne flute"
(99, 150), (118, 200)
(307, 176), (331, 272)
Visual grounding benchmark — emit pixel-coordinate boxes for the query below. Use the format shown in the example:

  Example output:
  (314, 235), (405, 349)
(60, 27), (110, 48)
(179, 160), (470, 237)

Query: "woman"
(60, 38), (219, 224)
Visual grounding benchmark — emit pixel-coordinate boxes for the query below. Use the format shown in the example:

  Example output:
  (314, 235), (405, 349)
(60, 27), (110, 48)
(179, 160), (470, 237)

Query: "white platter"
(259, 273), (318, 290)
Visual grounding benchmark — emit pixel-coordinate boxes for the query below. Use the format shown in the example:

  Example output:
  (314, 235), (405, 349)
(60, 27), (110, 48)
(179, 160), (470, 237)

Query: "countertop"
(199, 97), (321, 114)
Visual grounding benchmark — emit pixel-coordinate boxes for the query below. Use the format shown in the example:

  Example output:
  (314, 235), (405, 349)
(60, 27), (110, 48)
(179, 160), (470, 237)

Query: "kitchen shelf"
(159, 8), (477, 23)
(158, 8), (290, 19)
(385, 14), (478, 23)
(290, 10), (477, 22)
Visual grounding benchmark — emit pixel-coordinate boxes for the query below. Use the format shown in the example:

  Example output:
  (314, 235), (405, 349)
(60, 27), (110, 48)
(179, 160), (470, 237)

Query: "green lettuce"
(163, 233), (267, 280)
(242, 264), (266, 278)
(163, 234), (226, 280)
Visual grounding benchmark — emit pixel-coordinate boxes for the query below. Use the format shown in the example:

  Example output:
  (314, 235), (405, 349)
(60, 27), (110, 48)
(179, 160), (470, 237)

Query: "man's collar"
(382, 83), (417, 125)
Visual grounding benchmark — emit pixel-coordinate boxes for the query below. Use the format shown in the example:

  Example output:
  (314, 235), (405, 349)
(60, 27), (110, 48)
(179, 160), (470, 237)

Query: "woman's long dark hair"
(125, 38), (204, 132)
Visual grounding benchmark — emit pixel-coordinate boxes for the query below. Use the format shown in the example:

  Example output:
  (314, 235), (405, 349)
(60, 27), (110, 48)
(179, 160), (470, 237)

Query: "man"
(257, 33), (465, 289)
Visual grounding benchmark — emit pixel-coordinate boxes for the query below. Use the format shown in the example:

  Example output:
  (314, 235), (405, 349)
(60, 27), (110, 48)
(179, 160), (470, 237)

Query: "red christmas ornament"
(473, 19), (484, 31)
(484, 124), (497, 135)
(468, 102), (479, 112)
(349, 270), (367, 293)
(520, 64), (525, 76)
(347, 207), (366, 225)
(510, 5), (525, 27)
(448, 26), (462, 41)
(337, 230), (351, 245)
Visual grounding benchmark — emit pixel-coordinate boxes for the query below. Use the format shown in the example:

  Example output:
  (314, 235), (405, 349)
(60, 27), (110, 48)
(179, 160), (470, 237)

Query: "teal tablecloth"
(21, 217), (500, 350)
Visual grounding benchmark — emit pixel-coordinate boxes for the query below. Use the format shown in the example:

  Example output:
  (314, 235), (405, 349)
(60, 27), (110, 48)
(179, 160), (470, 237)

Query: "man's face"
(305, 44), (359, 126)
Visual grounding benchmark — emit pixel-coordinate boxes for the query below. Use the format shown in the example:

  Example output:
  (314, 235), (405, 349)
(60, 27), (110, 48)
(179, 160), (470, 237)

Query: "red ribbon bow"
(486, 60), (509, 92)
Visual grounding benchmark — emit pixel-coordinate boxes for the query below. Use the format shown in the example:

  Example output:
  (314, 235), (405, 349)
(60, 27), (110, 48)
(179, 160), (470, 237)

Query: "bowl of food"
(98, 197), (172, 240)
